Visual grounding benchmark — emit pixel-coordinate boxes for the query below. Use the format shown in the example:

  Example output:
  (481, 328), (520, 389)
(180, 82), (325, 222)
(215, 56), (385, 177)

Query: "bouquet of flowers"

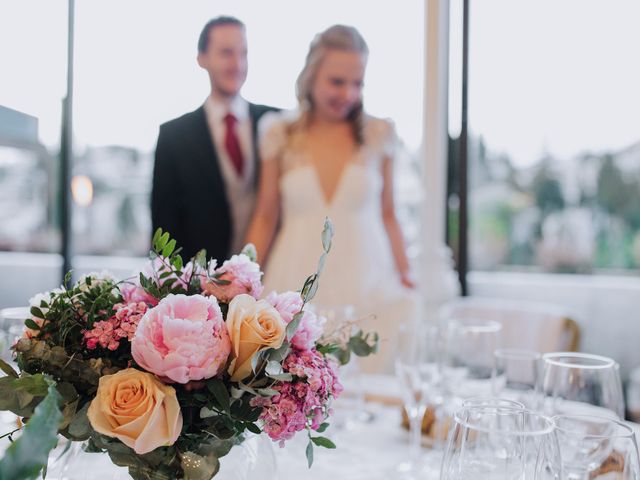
(0, 220), (378, 480)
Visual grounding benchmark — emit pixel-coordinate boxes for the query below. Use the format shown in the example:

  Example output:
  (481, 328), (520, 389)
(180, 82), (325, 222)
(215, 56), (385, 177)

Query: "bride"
(245, 25), (416, 373)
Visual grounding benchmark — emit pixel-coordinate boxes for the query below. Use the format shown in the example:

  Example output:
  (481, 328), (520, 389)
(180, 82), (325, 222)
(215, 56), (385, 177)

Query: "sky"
(1, 1), (639, 167)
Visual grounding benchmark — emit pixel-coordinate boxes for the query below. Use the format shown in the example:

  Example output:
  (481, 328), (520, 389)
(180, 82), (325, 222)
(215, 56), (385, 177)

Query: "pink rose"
(131, 294), (231, 384)
(201, 254), (263, 303)
(265, 291), (303, 324)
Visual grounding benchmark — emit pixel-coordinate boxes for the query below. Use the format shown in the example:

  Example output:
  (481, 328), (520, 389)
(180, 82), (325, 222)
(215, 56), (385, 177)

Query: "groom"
(151, 16), (277, 261)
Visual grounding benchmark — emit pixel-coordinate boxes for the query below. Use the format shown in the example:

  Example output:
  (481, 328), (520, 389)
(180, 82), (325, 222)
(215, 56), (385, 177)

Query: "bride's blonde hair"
(292, 25), (369, 144)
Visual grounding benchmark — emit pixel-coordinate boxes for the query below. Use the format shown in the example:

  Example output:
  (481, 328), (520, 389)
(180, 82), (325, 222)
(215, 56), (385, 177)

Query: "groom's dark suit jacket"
(151, 102), (277, 262)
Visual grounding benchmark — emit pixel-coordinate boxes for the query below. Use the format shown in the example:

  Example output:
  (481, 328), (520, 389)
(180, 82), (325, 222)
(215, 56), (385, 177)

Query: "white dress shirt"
(203, 95), (256, 256)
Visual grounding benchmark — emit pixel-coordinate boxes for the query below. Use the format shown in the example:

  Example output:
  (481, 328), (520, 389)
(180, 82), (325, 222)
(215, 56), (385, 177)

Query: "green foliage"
(0, 378), (62, 480)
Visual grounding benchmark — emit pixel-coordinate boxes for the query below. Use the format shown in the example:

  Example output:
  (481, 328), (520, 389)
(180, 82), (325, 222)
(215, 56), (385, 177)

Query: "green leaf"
(315, 422), (330, 433)
(240, 243), (257, 262)
(157, 232), (170, 251)
(152, 228), (162, 249)
(245, 422), (261, 435)
(28, 307), (44, 320)
(162, 238), (176, 258)
(24, 318), (41, 331)
(12, 374), (49, 396)
(206, 379), (230, 413)
(301, 274), (319, 303)
(0, 380), (63, 480)
(265, 360), (282, 376)
(171, 254), (183, 271)
(0, 359), (19, 378)
(286, 311), (304, 341)
(194, 249), (207, 268)
(311, 435), (336, 449)
(321, 217), (334, 253)
(305, 439), (314, 468)
(67, 402), (92, 440)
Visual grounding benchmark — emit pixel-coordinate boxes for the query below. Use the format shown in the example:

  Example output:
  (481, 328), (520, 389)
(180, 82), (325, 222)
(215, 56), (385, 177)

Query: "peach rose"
(87, 368), (183, 454)
(226, 294), (286, 382)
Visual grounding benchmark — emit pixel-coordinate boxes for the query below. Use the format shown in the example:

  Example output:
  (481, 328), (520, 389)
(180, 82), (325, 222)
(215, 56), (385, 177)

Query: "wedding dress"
(258, 111), (416, 373)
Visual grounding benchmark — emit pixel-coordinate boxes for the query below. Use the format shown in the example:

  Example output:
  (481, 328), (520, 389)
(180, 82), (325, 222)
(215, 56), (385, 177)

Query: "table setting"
(1, 273), (640, 479)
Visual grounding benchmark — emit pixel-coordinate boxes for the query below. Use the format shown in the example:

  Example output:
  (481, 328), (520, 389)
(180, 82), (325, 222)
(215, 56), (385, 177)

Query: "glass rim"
(494, 348), (541, 360)
(462, 396), (526, 409)
(452, 318), (502, 333)
(552, 413), (635, 439)
(454, 406), (555, 436)
(542, 352), (615, 369)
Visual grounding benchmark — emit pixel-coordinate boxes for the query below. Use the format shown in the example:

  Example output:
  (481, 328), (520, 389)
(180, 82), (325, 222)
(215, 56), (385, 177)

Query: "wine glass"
(440, 406), (561, 479)
(492, 348), (541, 409)
(553, 414), (640, 479)
(443, 317), (502, 399)
(540, 352), (624, 419)
(394, 322), (442, 478)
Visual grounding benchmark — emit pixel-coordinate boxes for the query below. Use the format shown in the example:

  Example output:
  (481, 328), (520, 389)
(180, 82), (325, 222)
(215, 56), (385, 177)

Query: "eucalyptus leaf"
(305, 440), (314, 468)
(321, 217), (334, 253)
(240, 243), (257, 262)
(67, 402), (92, 440)
(286, 311), (304, 341)
(0, 380), (62, 480)
(265, 360), (282, 376)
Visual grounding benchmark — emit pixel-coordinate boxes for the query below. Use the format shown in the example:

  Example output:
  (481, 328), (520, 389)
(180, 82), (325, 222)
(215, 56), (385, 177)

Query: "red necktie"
(223, 113), (244, 176)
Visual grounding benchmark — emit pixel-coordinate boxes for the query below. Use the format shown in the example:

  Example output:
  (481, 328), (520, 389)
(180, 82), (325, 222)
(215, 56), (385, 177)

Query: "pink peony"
(289, 310), (326, 351)
(131, 294), (231, 384)
(265, 291), (303, 324)
(201, 254), (263, 303)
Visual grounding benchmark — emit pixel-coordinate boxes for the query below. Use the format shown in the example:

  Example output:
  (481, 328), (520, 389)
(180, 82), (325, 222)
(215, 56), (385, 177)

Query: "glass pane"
(0, 3), (67, 253)
(72, 0), (424, 257)
(465, 0), (640, 273)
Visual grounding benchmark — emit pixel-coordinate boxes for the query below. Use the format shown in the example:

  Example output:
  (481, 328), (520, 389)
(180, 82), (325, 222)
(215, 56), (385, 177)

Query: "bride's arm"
(381, 156), (416, 289)
(245, 158), (280, 264)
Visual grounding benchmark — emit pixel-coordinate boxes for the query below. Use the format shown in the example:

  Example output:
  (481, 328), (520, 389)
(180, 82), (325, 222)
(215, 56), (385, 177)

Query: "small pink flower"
(83, 302), (147, 351)
(201, 254), (263, 303)
(131, 294), (231, 384)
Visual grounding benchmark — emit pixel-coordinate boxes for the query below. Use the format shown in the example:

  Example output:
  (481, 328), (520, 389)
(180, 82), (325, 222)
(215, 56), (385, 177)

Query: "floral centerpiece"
(0, 221), (378, 480)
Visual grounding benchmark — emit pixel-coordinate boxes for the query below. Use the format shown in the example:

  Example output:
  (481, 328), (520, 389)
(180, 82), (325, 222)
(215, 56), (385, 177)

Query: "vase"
(42, 434), (277, 480)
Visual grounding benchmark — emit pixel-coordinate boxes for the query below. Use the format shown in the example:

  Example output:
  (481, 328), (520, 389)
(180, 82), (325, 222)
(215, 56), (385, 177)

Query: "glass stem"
(409, 404), (427, 466)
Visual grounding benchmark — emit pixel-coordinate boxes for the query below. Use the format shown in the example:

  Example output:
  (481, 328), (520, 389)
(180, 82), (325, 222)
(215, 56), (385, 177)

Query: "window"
(0, 4), (67, 253)
(449, 0), (640, 274)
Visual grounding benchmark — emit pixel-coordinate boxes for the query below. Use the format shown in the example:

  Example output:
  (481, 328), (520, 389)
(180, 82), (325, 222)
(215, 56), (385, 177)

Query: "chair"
(442, 297), (580, 353)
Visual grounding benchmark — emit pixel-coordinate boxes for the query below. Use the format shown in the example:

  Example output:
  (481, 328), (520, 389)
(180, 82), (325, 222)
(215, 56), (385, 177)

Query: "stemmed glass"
(492, 348), (541, 409)
(443, 317), (502, 399)
(394, 322), (442, 478)
(540, 352), (624, 419)
(440, 406), (561, 479)
(553, 414), (640, 479)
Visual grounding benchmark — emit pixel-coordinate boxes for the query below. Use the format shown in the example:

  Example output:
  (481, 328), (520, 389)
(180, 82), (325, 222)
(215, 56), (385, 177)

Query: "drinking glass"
(443, 318), (502, 399)
(0, 307), (29, 363)
(394, 322), (442, 478)
(492, 348), (541, 409)
(553, 414), (640, 479)
(540, 352), (624, 419)
(440, 406), (561, 480)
